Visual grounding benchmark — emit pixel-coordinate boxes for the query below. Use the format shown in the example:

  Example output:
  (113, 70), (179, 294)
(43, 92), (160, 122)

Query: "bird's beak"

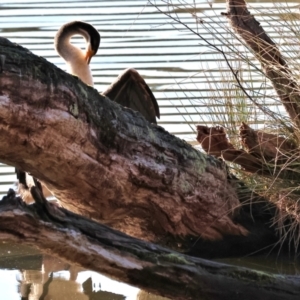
(85, 49), (95, 65)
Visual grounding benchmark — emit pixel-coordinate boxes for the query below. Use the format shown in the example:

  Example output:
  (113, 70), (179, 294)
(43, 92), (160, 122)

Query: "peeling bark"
(0, 190), (299, 300)
(196, 124), (273, 174)
(239, 123), (297, 160)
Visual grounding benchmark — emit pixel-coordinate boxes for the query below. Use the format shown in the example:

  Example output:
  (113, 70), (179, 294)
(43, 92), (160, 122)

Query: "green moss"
(158, 253), (193, 265)
(231, 269), (275, 283)
(75, 80), (89, 99)
(179, 173), (194, 194)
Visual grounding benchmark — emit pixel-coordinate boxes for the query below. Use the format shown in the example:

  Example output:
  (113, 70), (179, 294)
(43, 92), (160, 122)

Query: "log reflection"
(0, 243), (128, 300)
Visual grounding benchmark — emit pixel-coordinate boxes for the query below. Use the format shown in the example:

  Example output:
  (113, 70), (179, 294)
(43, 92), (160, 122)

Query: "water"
(0, 242), (140, 300)
(216, 255), (300, 275)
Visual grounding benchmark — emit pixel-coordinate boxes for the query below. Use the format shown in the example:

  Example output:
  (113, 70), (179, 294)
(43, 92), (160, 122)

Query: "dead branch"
(0, 190), (299, 300)
(225, 0), (300, 131)
(240, 123), (297, 161)
(196, 124), (300, 180)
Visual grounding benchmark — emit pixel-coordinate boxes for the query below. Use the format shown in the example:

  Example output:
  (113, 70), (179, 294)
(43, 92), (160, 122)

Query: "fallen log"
(0, 36), (246, 242)
(0, 189), (299, 300)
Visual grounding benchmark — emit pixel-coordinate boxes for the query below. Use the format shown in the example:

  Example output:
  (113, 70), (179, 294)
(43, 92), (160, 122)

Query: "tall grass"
(150, 0), (300, 250)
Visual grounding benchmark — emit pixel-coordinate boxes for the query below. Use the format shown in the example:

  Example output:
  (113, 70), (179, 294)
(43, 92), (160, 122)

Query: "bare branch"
(225, 0), (300, 131)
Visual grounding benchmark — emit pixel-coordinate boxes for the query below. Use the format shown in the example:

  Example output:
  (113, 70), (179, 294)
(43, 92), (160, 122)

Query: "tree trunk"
(1, 190), (299, 300)
(0, 36), (247, 242)
(0, 31), (296, 254)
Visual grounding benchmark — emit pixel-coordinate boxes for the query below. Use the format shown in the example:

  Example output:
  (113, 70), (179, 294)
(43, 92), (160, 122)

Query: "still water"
(0, 242), (140, 300)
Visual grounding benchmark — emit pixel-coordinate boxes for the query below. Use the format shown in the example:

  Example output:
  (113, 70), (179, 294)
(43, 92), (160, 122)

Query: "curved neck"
(54, 23), (94, 86)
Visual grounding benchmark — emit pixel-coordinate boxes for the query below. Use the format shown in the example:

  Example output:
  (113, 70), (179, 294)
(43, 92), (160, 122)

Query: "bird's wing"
(102, 68), (160, 124)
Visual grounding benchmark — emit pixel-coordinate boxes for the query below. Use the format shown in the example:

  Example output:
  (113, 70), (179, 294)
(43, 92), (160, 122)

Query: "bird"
(16, 21), (160, 203)
(54, 20), (160, 123)
(54, 21), (100, 87)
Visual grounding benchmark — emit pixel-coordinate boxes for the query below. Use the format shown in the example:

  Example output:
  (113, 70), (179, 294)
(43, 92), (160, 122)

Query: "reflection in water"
(0, 242), (139, 299)
(19, 255), (126, 300)
(83, 277), (125, 300)
(20, 255), (88, 300)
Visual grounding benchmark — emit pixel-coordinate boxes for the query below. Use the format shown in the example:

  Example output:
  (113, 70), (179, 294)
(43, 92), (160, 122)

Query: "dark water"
(216, 254), (300, 276)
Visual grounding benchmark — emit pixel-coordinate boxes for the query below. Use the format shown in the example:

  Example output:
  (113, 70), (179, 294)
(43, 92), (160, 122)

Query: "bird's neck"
(65, 48), (94, 86)
(56, 33), (94, 86)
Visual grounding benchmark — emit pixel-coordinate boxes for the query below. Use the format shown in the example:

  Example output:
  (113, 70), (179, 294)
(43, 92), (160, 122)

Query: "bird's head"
(55, 21), (101, 65)
(85, 37), (100, 64)
(77, 21), (101, 65)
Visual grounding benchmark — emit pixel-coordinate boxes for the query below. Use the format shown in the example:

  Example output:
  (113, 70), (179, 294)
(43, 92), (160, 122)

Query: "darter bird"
(17, 20), (160, 202)
(54, 20), (160, 123)
(54, 21), (100, 86)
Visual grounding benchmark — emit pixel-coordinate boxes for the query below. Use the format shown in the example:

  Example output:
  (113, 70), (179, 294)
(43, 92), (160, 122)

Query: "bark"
(225, 0), (300, 132)
(0, 190), (299, 300)
(0, 36), (248, 242)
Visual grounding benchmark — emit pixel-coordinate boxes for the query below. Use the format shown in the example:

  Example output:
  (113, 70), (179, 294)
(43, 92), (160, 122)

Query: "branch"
(225, 0), (300, 131)
(196, 124), (300, 180)
(1, 190), (300, 300)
